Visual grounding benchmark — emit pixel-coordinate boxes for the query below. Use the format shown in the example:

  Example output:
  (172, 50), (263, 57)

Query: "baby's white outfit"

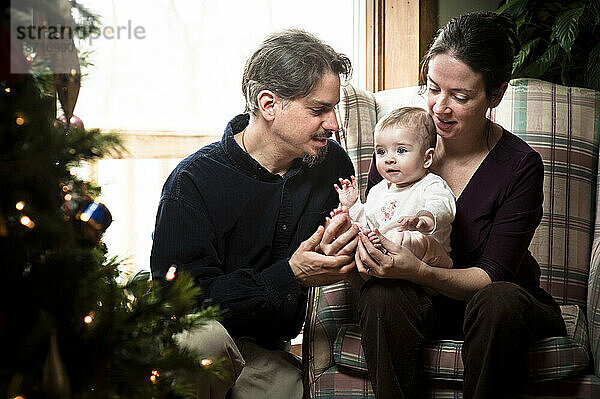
(348, 172), (456, 252)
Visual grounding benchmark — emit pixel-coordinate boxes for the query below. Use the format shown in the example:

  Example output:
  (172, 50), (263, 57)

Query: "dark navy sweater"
(151, 114), (354, 347)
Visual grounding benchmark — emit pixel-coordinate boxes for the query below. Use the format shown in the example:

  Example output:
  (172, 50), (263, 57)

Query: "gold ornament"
(42, 333), (71, 398)
(36, 0), (81, 121)
(165, 265), (177, 281)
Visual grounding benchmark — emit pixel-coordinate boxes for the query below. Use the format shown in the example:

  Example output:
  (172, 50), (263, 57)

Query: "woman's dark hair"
(242, 29), (352, 115)
(419, 12), (520, 100)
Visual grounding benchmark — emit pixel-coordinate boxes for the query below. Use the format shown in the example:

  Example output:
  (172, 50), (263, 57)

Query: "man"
(150, 29), (358, 398)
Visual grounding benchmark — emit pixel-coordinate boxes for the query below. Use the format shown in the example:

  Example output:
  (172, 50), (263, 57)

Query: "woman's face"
(425, 53), (493, 142)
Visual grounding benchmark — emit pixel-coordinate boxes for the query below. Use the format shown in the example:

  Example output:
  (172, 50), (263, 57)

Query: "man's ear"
(423, 147), (434, 169)
(490, 82), (508, 109)
(257, 90), (278, 121)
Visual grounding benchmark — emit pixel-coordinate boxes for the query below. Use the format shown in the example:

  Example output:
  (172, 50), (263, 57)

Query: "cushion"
(373, 85), (427, 118)
(332, 305), (590, 383)
(334, 324), (368, 372)
(311, 364), (374, 399)
(422, 375), (600, 399)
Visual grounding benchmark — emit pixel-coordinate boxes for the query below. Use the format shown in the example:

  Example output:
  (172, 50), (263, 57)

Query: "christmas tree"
(1, 2), (221, 397)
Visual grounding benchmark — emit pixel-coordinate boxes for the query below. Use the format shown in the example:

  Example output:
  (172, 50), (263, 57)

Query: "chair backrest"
(339, 78), (600, 308)
(493, 79), (599, 308)
(338, 84), (377, 202)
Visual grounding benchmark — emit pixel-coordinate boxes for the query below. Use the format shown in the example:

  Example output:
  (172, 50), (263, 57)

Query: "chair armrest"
(589, 237), (600, 377)
(303, 281), (361, 391)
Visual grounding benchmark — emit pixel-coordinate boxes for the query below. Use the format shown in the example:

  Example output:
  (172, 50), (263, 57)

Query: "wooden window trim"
(366, 0), (438, 91)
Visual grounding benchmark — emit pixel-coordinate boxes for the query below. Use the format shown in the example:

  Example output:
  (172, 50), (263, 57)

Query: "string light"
(84, 312), (95, 324)
(165, 265), (177, 281)
(15, 117), (25, 126)
(79, 202), (99, 222)
(64, 194), (72, 201)
(15, 201), (25, 210)
(70, 68), (77, 77)
(201, 358), (213, 367)
(20, 216), (35, 229)
(26, 55), (33, 62)
(4, 87), (10, 93)
(150, 370), (159, 384)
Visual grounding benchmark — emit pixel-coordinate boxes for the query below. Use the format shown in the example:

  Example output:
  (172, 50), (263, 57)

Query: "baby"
(334, 107), (456, 274)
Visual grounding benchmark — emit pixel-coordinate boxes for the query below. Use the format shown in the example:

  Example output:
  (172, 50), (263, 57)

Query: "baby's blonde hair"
(375, 107), (436, 149)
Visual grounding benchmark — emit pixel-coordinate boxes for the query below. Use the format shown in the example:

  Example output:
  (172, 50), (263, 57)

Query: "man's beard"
(302, 131), (332, 167)
(302, 144), (328, 167)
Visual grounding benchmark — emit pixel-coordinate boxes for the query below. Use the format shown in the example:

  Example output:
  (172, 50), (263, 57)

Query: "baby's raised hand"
(334, 176), (359, 208)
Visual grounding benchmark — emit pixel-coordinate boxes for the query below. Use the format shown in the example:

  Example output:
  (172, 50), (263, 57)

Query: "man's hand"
(289, 225), (357, 286)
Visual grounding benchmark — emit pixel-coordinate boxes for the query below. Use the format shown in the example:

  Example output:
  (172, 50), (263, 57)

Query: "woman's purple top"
(367, 129), (556, 304)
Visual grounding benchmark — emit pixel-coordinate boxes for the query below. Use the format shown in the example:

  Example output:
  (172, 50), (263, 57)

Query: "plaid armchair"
(302, 79), (600, 398)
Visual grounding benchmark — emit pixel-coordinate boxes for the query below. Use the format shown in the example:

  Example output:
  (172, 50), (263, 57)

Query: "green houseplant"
(496, 0), (600, 91)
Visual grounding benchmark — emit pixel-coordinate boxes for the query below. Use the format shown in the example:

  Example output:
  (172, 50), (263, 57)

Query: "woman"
(354, 12), (567, 399)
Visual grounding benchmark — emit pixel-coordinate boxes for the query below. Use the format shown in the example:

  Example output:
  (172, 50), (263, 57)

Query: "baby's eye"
(376, 148), (386, 156)
(396, 147), (406, 154)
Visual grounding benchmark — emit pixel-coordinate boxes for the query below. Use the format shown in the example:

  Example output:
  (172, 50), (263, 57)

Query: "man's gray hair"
(242, 29), (352, 115)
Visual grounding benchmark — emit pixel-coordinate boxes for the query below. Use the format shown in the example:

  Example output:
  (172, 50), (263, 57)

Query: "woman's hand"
(356, 229), (490, 301)
(355, 228), (423, 280)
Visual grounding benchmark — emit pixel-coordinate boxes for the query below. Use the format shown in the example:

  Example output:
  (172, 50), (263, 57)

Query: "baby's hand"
(396, 216), (421, 231)
(366, 230), (383, 250)
(359, 226), (385, 252)
(328, 204), (349, 220)
(334, 176), (359, 208)
(396, 214), (434, 234)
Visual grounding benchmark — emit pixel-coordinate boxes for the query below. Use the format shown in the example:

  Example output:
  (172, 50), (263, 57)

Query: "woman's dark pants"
(358, 279), (567, 399)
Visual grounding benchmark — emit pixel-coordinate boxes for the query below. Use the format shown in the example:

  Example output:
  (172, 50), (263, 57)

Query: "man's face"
(271, 73), (341, 166)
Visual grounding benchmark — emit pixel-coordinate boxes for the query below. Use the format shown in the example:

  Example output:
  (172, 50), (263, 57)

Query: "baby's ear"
(423, 148), (434, 169)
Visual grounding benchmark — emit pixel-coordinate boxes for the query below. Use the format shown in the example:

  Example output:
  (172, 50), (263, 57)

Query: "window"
(75, 0), (365, 273)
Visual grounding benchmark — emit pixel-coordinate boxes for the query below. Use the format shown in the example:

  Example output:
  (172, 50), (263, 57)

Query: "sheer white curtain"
(75, 0), (365, 273)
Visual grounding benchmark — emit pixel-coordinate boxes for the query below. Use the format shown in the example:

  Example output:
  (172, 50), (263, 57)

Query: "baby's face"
(374, 126), (430, 187)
